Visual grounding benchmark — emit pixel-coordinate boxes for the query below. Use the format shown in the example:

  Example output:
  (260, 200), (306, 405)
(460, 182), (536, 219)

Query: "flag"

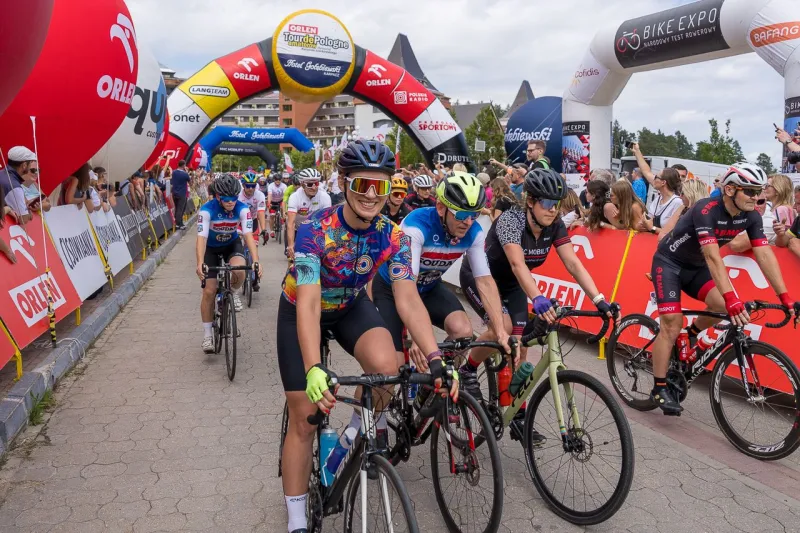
(338, 130), (348, 151)
(314, 140), (321, 167)
(374, 124), (390, 143)
(284, 152), (293, 172)
(394, 126), (402, 169)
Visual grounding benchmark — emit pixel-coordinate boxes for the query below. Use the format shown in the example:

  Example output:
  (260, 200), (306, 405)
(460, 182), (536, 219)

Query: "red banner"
(0, 323), (18, 370)
(0, 215), (82, 350)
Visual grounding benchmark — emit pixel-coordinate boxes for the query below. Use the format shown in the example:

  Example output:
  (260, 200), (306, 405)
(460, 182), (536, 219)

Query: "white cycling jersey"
(237, 189), (266, 221)
(267, 182), (287, 203)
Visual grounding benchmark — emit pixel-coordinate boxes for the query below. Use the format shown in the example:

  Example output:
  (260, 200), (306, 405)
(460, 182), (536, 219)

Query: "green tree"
(755, 153), (777, 174)
(385, 125), (425, 168)
(289, 149), (316, 171)
(464, 105), (506, 165)
(694, 119), (745, 165)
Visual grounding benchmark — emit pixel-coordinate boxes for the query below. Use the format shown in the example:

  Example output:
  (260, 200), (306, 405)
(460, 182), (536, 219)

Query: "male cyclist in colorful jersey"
(404, 174), (436, 210)
(650, 163), (797, 415)
(374, 172), (512, 373)
(196, 174), (263, 353)
(380, 174), (412, 224)
(460, 169), (612, 439)
(266, 173), (287, 239)
(277, 140), (457, 533)
(286, 168), (331, 258)
(238, 172), (267, 249)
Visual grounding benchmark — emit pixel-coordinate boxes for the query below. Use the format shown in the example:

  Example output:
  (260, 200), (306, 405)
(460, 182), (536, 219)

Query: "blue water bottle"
(325, 427), (358, 480)
(408, 366), (418, 401)
(319, 427), (338, 487)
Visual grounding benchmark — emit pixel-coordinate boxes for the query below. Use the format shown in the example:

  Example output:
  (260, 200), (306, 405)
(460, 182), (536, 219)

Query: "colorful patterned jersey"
(197, 199), (252, 247)
(282, 205), (414, 311)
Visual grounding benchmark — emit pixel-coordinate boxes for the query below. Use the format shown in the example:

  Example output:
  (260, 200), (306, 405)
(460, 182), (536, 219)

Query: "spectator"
(0, 146), (37, 223)
(169, 160), (191, 229)
(327, 171), (343, 204)
(671, 164), (689, 181)
(488, 178), (517, 220)
(475, 172), (493, 216)
(767, 174), (796, 230)
(584, 180), (613, 231)
(526, 140), (550, 170)
(20, 158), (51, 213)
(638, 168), (682, 236)
(658, 179), (709, 241)
(0, 193), (16, 264)
(579, 168), (617, 211)
(775, 204), (800, 256)
(631, 142), (688, 185)
(93, 166), (115, 209)
(509, 164), (527, 199)
(608, 180), (646, 230)
(709, 174), (723, 198)
(776, 127), (800, 155)
(453, 163), (467, 172)
(58, 163), (94, 211)
(628, 168), (648, 203)
(560, 188), (583, 228)
(86, 169), (104, 212)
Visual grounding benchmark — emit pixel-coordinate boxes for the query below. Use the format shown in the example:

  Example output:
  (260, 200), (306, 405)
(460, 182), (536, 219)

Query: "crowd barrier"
(0, 187), (198, 379)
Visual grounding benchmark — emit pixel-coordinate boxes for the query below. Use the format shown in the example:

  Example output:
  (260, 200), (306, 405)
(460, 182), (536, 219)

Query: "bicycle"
(241, 242), (256, 308)
(607, 300), (800, 460)
(460, 301), (635, 525)
(200, 262), (254, 381)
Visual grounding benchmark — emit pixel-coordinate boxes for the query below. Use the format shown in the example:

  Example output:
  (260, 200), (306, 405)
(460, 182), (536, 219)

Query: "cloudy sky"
(128, 0), (787, 166)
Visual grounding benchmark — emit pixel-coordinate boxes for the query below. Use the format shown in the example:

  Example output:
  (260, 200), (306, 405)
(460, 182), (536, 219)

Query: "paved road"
(1, 230), (800, 532)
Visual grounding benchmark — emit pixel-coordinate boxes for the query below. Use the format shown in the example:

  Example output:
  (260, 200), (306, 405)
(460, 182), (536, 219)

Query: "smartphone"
(625, 141), (636, 149)
(114, 181), (121, 192)
(774, 123), (781, 131)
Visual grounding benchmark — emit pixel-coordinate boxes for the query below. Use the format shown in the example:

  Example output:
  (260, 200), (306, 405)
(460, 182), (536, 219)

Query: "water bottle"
(319, 427), (338, 487)
(508, 362), (535, 397)
(324, 427), (357, 479)
(692, 331), (714, 363)
(413, 384), (433, 412)
(676, 331), (690, 362)
(498, 366), (513, 407)
(408, 366), (418, 401)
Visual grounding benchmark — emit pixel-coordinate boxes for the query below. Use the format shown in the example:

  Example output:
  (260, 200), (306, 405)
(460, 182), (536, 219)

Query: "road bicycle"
(463, 301), (635, 525)
(607, 301), (800, 460)
(201, 262), (254, 381)
(241, 243), (257, 308)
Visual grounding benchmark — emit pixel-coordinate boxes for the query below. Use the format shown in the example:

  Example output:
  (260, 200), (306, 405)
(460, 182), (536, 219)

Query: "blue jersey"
(379, 207), (491, 293)
(197, 199), (252, 248)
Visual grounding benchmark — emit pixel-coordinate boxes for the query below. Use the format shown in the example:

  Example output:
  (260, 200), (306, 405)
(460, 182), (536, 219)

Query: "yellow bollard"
(75, 307), (81, 326)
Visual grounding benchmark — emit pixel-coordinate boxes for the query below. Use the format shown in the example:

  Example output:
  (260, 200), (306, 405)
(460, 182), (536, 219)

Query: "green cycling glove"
(305, 364), (331, 403)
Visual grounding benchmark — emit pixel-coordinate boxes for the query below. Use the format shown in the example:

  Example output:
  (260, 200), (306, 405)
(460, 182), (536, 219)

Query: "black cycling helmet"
(524, 168), (568, 200)
(214, 174), (241, 197)
(338, 139), (395, 175)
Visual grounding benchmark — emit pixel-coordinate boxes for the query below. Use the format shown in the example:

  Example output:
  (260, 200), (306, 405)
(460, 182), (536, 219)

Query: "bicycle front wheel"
(710, 341), (800, 460)
(244, 272), (253, 308)
(525, 370), (634, 525)
(606, 314), (659, 411)
(278, 401), (288, 477)
(223, 293), (237, 381)
(344, 454), (419, 533)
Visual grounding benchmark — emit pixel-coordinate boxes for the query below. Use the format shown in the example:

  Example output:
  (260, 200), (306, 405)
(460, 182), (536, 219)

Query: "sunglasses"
(391, 191), (407, 199)
(736, 187), (762, 198)
(447, 207), (479, 222)
(243, 183), (257, 189)
(28, 168), (39, 174)
(303, 181), (320, 188)
(220, 195), (237, 203)
(537, 198), (561, 210)
(348, 176), (391, 196)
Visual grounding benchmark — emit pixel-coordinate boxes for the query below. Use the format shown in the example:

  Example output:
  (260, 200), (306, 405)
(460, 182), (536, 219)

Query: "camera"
(624, 141), (636, 149)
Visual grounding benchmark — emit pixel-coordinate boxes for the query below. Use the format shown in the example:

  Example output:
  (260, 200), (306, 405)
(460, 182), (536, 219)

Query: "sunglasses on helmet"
(447, 207), (479, 222)
(348, 176), (391, 196)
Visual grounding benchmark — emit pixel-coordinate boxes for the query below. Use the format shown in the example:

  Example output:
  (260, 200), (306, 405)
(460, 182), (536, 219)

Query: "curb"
(0, 216), (195, 457)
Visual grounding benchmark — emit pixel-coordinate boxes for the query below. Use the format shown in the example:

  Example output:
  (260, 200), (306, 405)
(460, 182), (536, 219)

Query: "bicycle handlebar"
(521, 300), (620, 347)
(200, 263), (257, 289)
(680, 301), (795, 329)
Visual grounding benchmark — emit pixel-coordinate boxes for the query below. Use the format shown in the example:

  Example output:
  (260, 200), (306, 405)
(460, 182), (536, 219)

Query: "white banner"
(88, 209), (133, 276)
(44, 206), (107, 300)
(748, 0), (800, 75)
(566, 49), (612, 105)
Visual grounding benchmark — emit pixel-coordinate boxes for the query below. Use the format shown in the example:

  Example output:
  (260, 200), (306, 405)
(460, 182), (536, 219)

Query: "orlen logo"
(570, 235), (594, 259)
(288, 24), (318, 34)
(189, 86), (231, 98)
(97, 13), (137, 104)
(418, 121), (458, 132)
(366, 64), (391, 87)
(531, 274), (586, 309)
(723, 255), (768, 289)
(235, 57), (260, 81)
(750, 22), (800, 48)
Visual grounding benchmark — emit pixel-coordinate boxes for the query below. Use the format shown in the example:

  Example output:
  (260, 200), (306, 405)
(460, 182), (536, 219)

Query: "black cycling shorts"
(460, 266), (527, 336)
(650, 252), (715, 315)
(276, 292), (389, 392)
(203, 240), (244, 279)
(372, 275), (464, 352)
(269, 201), (282, 212)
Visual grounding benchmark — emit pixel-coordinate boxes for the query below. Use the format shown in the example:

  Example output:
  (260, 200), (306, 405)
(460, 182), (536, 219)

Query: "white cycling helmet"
(412, 175), (433, 188)
(297, 168), (322, 182)
(721, 162), (768, 188)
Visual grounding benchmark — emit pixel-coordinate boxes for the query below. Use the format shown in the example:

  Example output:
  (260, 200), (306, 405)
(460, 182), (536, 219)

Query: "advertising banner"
(562, 121), (591, 183)
(567, 50), (612, 105)
(614, 0), (729, 69)
(0, 214), (82, 351)
(88, 209), (133, 276)
(134, 203), (155, 249)
(0, 325), (17, 371)
(112, 198), (146, 260)
(747, 0), (800, 74)
(504, 97), (563, 167)
(146, 195), (167, 239)
(44, 206), (108, 301)
(784, 96), (800, 170)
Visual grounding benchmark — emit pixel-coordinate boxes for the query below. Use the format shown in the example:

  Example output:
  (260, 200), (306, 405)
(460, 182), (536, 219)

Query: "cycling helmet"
(214, 174), (241, 197)
(297, 168), (322, 182)
(338, 139), (395, 175)
(412, 175), (434, 188)
(391, 176), (408, 192)
(241, 171), (258, 185)
(524, 168), (568, 200)
(721, 162), (768, 188)
(436, 172), (486, 212)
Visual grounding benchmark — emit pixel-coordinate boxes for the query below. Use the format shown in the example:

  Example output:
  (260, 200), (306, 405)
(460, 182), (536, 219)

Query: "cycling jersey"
(287, 188), (331, 216)
(378, 207), (490, 293)
(282, 205), (414, 311)
(237, 189), (266, 220)
(404, 192), (436, 210)
(381, 202), (411, 225)
(283, 185), (297, 205)
(481, 208), (571, 291)
(267, 182), (287, 204)
(197, 199), (252, 247)
(658, 197), (768, 267)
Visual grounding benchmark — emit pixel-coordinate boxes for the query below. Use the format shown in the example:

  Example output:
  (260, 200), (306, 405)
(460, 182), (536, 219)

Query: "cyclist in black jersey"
(650, 162), (797, 415)
(404, 175), (436, 210)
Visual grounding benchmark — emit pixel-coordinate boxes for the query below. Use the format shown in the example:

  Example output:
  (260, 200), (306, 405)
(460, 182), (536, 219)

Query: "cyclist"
(257, 174), (269, 196)
(238, 171), (267, 251)
(460, 169), (612, 437)
(196, 174), (263, 353)
(373, 171), (512, 375)
(381, 174), (412, 224)
(277, 140), (456, 533)
(404, 174), (436, 210)
(267, 173), (287, 239)
(650, 163), (796, 415)
(286, 168), (331, 258)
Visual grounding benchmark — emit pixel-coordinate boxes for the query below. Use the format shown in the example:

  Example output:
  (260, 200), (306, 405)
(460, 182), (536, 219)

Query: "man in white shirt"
(286, 172), (331, 257)
(266, 174), (287, 238)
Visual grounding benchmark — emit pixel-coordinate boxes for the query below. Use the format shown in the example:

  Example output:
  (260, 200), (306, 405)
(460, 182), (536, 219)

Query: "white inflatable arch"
(563, 0), (799, 172)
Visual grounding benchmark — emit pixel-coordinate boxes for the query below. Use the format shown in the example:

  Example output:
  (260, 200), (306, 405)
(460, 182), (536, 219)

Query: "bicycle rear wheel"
(222, 293), (237, 381)
(344, 454), (419, 533)
(213, 307), (222, 355)
(710, 341), (800, 460)
(278, 401), (288, 477)
(430, 391), (503, 533)
(525, 370), (634, 525)
(277, 215), (283, 244)
(606, 314), (659, 411)
(244, 272), (253, 308)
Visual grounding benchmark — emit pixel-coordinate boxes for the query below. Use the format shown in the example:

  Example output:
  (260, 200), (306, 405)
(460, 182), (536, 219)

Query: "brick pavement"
(1, 233), (800, 532)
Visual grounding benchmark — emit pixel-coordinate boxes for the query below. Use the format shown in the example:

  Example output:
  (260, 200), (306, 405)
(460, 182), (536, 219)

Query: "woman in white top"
(637, 168), (683, 236)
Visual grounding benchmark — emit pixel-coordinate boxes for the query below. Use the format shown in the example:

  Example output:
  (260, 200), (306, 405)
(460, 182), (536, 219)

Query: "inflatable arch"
(198, 126), (312, 156)
(163, 9), (471, 171)
(209, 143), (279, 171)
(563, 0), (800, 175)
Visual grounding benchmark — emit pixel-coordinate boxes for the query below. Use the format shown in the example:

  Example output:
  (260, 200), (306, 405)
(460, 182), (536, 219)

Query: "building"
(450, 102), (499, 132)
(500, 80), (535, 129)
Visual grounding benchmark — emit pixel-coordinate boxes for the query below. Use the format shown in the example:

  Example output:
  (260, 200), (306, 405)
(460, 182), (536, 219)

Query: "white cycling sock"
(286, 494), (307, 532)
(202, 323), (213, 337)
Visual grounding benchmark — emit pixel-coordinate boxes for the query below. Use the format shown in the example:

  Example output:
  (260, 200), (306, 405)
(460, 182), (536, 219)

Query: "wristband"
(592, 293), (606, 305)
(425, 350), (444, 363)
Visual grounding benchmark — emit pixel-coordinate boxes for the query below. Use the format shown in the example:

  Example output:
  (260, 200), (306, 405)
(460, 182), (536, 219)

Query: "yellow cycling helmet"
(391, 176), (408, 192)
(437, 171), (486, 211)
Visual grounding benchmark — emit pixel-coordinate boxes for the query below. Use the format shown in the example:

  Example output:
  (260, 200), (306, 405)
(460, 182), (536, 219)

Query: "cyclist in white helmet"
(649, 162), (797, 415)
(405, 174), (436, 210)
(286, 168), (331, 258)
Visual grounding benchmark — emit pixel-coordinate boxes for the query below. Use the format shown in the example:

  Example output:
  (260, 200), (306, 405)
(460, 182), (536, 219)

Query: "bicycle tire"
(606, 314), (659, 411)
(213, 305), (222, 355)
(278, 401), (289, 477)
(223, 292), (237, 381)
(344, 454), (420, 533)
(710, 340), (800, 460)
(244, 272), (253, 308)
(430, 390), (503, 533)
(525, 370), (634, 525)
(277, 215), (283, 244)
